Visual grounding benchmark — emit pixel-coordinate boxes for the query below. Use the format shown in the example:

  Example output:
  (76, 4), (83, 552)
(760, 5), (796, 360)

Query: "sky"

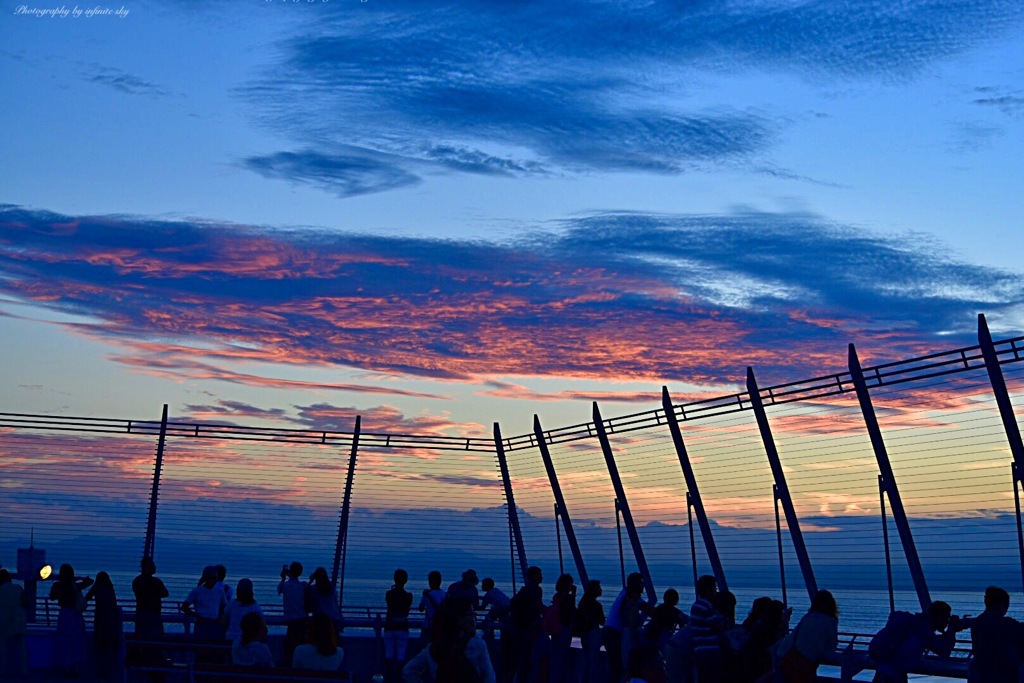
(3, 1), (1024, 582)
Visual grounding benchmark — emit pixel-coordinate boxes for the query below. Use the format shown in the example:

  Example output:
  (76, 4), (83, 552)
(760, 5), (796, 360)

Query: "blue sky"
(2, 0), (1023, 434)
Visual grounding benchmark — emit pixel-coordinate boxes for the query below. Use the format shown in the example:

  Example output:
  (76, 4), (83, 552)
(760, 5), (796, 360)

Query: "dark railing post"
(880, 475), (895, 613)
(773, 485), (787, 607)
(593, 402), (656, 602)
(616, 500), (626, 588)
(332, 415), (360, 608)
(663, 387), (728, 591)
(980, 314), (1024, 469)
(748, 368), (818, 600)
(849, 343), (931, 611)
(494, 423), (529, 582)
(142, 404), (168, 561)
(534, 415), (589, 585)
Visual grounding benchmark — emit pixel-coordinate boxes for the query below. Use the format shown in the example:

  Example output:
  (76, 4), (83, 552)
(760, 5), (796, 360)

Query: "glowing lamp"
(39, 564), (52, 580)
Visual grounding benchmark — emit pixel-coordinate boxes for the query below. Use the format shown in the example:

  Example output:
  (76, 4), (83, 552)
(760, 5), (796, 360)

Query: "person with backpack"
(402, 596), (495, 683)
(864, 600), (965, 683)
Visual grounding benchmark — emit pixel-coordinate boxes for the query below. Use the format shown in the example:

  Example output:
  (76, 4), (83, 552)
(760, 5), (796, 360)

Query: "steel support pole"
(773, 485), (787, 607)
(1014, 463), (1024, 593)
(880, 475), (895, 614)
(142, 404), (169, 561)
(747, 368), (818, 601)
(616, 500), (626, 588)
(662, 387), (728, 591)
(593, 402), (656, 602)
(849, 344), (931, 611)
(555, 504), (565, 575)
(495, 423), (529, 581)
(534, 415), (589, 585)
(686, 492), (698, 595)
(332, 415), (361, 608)
(979, 314), (1024, 470)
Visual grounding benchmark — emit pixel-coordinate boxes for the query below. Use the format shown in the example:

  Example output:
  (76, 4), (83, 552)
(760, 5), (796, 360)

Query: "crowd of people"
(2, 557), (1024, 683)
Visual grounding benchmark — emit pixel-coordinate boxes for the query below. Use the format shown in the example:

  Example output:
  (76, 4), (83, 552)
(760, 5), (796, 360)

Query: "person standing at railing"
(770, 589), (838, 683)
(224, 578), (264, 643)
(86, 571), (123, 682)
(479, 577), (510, 640)
(865, 600), (966, 683)
(49, 564), (93, 676)
(132, 557), (168, 640)
(309, 567), (344, 634)
(181, 565), (228, 644)
(418, 571), (445, 643)
(278, 560), (309, 667)
(966, 586), (1024, 683)
(0, 569), (29, 678)
(384, 568), (414, 683)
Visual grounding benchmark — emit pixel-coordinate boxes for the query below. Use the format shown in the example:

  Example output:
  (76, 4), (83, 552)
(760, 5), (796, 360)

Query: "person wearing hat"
(182, 566), (228, 642)
(446, 569), (480, 607)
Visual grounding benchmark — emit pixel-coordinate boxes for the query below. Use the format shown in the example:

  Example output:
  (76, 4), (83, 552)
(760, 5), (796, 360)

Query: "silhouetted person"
(689, 575), (728, 683)
(182, 565), (228, 645)
(447, 569), (480, 606)
(309, 567), (343, 633)
(0, 569), (28, 678)
(967, 586), (1024, 683)
(293, 613), (345, 671)
(231, 611), (274, 667)
(133, 557), (168, 639)
(731, 597), (786, 683)
(775, 589), (838, 683)
(480, 577), (510, 640)
(278, 561), (308, 666)
(86, 571), (123, 681)
(547, 573), (577, 683)
(506, 565), (544, 683)
(225, 578), (264, 643)
(605, 572), (647, 683)
(418, 570), (445, 643)
(574, 580), (606, 683)
(867, 600), (965, 683)
(402, 596), (496, 683)
(49, 563), (92, 676)
(215, 564), (232, 602)
(645, 588), (686, 650)
(385, 568), (413, 682)
(715, 590), (736, 627)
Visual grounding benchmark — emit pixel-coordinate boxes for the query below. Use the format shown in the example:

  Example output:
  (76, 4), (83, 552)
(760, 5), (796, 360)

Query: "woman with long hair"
(225, 578), (264, 643)
(403, 596), (495, 683)
(49, 563), (93, 676)
(772, 590), (838, 683)
(86, 571), (123, 681)
(292, 613), (345, 670)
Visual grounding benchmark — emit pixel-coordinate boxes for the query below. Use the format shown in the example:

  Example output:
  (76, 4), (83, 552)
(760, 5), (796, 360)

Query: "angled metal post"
(688, 493), (696, 593)
(747, 368), (818, 600)
(849, 343), (931, 611)
(880, 475), (895, 613)
(555, 504), (565, 575)
(686, 493), (698, 594)
(1014, 463), (1024, 593)
(143, 404), (169, 561)
(773, 485), (788, 607)
(332, 415), (361, 608)
(494, 422), (529, 581)
(979, 314), (1024, 470)
(593, 402), (656, 602)
(534, 415), (589, 585)
(663, 387), (728, 591)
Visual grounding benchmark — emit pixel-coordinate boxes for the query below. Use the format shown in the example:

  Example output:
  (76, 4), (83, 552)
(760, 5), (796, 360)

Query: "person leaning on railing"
(768, 589), (839, 683)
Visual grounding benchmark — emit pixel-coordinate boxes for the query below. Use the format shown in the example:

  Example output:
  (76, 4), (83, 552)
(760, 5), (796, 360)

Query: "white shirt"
(186, 584), (227, 620)
(401, 636), (495, 683)
(292, 644), (345, 671)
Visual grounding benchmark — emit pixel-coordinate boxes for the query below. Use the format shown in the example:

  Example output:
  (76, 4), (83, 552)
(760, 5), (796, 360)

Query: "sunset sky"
(2, 0), (1023, 437)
